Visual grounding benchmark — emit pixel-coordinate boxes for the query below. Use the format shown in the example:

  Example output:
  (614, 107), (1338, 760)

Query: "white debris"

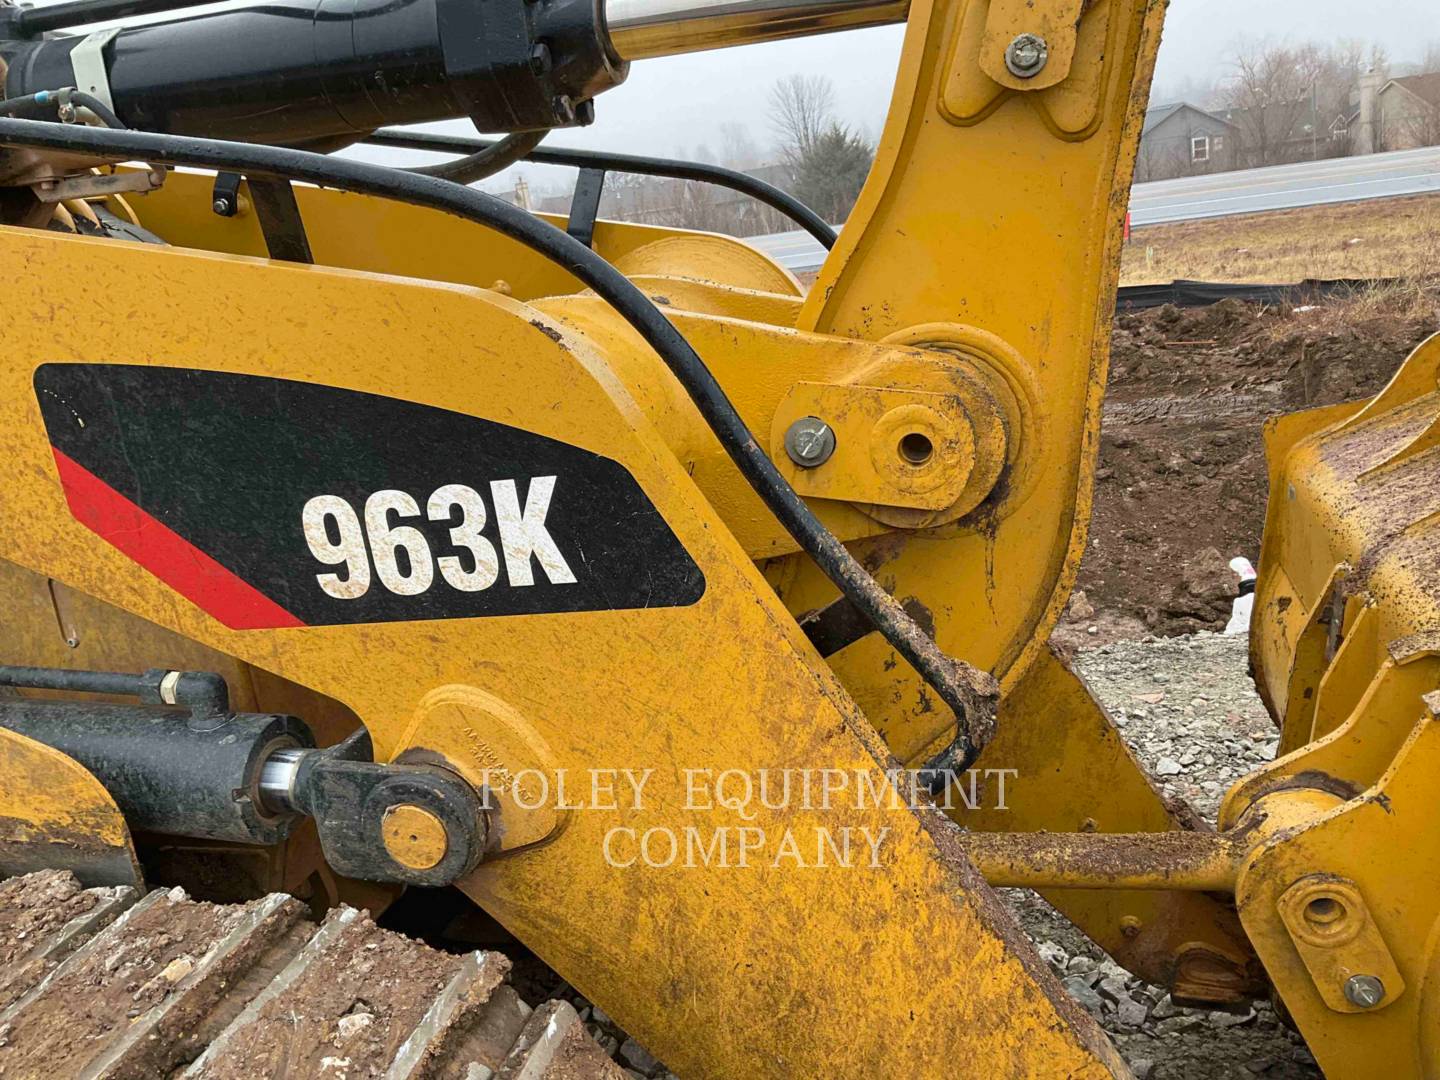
(335, 1012), (373, 1042)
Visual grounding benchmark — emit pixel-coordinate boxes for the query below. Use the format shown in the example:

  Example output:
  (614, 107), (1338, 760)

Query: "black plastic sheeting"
(1116, 277), (1386, 311)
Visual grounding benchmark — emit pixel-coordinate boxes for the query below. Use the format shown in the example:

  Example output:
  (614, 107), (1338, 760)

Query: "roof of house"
(1142, 102), (1185, 134)
(1143, 102), (1237, 135)
(1383, 72), (1440, 109)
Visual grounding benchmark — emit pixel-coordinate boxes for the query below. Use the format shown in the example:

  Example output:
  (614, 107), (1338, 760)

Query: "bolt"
(575, 99), (596, 126)
(552, 95), (576, 125)
(529, 42), (552, 76)
(212, 198), (230, 215)
(1119, 916), (1142, 939)
(784, 417), (836, 468)
(1343, 974), (1385, 1008)
(1004, 32), (1049, 78)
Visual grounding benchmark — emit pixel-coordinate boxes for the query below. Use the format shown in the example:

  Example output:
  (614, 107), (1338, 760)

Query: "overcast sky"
(358, 0), (1440, 192)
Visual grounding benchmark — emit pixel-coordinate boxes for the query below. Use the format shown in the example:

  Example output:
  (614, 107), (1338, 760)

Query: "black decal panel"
(35, 364), (706, 626)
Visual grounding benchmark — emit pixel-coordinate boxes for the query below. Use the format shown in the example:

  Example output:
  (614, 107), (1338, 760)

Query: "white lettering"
(490, 476), (577, 587)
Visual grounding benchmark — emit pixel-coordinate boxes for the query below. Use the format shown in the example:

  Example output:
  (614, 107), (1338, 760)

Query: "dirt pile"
(1069, 295), (1438, 641)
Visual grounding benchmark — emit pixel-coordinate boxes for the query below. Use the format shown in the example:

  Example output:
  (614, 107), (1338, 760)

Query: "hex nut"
(784, 417), (837, 468)
(1005, 33), (1049, 78)
(1343, 974), (1385, 1008)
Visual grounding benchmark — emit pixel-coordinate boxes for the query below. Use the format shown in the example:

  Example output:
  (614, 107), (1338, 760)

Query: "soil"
(1062, 297), (1438, 644)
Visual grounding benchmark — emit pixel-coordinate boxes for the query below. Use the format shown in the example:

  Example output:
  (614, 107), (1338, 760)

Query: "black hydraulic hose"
(0, 117), (994, 770)
(0, 89), (124, 129)
(0, 664), (230, 714)
(368, 127), (839, 251)
(66, 90), (126, 132)
(0, 665), (150, 698)
(406, 130), (548, 185)
(0, 92), (57, 120)
(0, 90), (123, 129)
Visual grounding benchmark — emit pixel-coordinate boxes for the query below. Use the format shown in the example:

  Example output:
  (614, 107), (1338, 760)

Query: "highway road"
(748, 144), (1440, 273)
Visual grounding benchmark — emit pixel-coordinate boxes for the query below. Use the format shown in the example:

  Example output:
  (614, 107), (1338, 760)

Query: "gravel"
(992, 632), (1320, 1079)
(1076, 632), (1277, 820)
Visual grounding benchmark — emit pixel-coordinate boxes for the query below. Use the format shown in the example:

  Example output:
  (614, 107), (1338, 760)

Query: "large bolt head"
(1005, 33), (1050, 78)
(1343, 974), (1385, 1008)
(784, 416), (836, 468)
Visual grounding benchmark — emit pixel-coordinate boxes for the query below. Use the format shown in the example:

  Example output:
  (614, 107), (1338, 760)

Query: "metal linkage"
(366, 127), (839, 250)
(0, 117), (994, 772)
(566, 165), (606, 247)
(0, 661), (487, 884)
(246, 177), (313, 263)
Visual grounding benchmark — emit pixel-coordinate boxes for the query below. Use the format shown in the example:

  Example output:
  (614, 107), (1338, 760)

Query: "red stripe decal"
(51, 448), (306, 630)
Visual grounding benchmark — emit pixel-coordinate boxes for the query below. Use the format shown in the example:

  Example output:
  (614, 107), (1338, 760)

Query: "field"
(1120, 191), (1440, 286)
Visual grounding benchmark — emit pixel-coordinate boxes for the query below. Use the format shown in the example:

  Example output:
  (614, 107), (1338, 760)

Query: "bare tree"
(562, 78), (865, 237)
(717, 122), (763, 170)
(769, 75), (835, 168)
(1328, 39), (1389, 89)
(1222, 40), (1330, 166)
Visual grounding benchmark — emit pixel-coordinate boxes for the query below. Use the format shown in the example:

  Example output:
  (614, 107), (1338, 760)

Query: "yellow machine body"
(0, 0), (1435, 1075)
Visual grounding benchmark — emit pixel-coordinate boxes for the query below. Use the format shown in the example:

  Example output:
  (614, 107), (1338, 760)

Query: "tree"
(1221, 40), (1331, 166)
(718, 122), (763, 171)
(768, 75), (874, 223)
(769, 75), (835, 169)
(791, 122), (874, 224)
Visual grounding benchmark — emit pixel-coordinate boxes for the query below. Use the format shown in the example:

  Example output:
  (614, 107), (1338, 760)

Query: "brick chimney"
(1354, 67), (1385, 155)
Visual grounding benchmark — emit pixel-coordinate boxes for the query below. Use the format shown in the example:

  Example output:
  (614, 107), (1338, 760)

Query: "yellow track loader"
(0, 0), (1434, 1074)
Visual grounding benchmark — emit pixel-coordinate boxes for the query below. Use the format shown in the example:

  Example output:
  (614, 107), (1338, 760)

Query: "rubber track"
(0, 871), (623, 1080)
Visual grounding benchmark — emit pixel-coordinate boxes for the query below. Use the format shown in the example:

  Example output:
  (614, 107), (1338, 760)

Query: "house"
(1328, 109), (1358, 148)
(1136, 103), (1240, 180)
(1377, 73), (1440, 151)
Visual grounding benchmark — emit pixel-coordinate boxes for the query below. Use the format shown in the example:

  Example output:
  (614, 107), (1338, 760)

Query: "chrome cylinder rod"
(603, 0), (909, 61)
(257, 746), (308, 815)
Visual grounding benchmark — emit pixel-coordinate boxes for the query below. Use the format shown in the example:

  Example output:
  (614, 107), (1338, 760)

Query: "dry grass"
(1249, 277), (1440, 342)
(1120, 192), (1440, 286)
